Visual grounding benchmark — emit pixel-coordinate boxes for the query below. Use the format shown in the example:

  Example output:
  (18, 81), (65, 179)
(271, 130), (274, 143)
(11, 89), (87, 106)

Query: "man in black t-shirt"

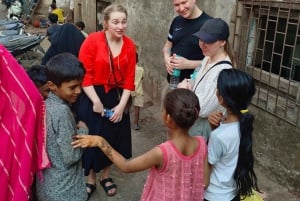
(163, 0), (212, 82)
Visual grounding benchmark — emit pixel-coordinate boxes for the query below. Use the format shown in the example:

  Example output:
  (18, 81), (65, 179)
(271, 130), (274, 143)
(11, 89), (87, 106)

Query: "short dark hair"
(27, 64), (47, 86)
(46, 53), (85, 87)
(48, 13), (58, 24)
(50, 3), (57, 10)
(75, 21), (85, 30)
(136, 52), (139, 63)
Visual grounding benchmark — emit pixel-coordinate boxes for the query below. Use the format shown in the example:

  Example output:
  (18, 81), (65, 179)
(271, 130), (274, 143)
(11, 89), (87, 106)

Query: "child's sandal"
(86, 183), (96, 200)
(100, 178), (117, 197)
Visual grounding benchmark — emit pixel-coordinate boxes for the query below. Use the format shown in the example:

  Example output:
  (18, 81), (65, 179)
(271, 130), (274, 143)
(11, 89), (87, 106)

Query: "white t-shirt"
(192, 56), (232, 118)
(204, 122), (240, 201)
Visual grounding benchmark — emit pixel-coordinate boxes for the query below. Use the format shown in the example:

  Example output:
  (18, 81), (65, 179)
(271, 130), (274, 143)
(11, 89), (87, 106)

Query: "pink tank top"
(140, 136), (207, 201)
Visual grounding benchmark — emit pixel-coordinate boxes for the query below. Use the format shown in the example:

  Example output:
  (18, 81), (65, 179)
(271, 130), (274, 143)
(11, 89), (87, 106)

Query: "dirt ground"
(1, 3), (299, 199)
(36, 26), (300, 201)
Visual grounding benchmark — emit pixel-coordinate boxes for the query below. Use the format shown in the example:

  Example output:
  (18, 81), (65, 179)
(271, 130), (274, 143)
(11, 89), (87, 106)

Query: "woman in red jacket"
(76, 4), (136, 199)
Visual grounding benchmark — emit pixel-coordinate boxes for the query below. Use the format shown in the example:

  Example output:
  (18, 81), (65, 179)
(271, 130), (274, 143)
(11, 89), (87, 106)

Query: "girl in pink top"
(72, 88), (210, 201)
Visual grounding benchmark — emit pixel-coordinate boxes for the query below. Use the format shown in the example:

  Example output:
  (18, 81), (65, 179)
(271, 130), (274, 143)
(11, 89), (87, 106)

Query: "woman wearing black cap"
(178, 18), (236, 141)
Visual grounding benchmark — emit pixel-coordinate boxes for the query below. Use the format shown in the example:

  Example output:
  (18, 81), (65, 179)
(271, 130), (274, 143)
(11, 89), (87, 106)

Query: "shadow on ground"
(88, 96), (299, 201)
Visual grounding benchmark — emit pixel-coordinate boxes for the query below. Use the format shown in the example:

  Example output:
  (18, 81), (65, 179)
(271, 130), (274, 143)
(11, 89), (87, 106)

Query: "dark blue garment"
(46, 23), (60, 42)
(42, 23), (85, 65)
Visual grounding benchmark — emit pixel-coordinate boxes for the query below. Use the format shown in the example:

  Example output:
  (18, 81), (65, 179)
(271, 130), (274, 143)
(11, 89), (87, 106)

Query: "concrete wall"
(108, 0), (300, 192)
(251, 104), (300, 191)
(35, 0), (300, 192)
(112, 0), (238, 103)
(72, 0), (97, 34)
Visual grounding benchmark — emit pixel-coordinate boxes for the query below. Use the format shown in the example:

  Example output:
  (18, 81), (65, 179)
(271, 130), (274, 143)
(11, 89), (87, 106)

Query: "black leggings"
(204, 194), (240, 201)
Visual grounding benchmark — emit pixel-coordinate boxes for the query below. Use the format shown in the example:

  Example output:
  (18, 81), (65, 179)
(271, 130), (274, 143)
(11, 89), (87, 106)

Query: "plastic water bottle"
(169, 68), (181, 89)
(103, 108), (114, 118)
(189, 73), (196, 89)
(189, 64), (202, 89)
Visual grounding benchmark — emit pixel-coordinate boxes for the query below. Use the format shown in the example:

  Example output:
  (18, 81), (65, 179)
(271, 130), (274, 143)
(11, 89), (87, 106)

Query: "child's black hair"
(50, 3), (57, 10)
(46, 53), (85, 87)
(27, 64), (47, 86)
(136, 52), (139, 63)
(75, 21), (85, 30)
(217, 68), (258, 197)
(48, 13), (58, 24)
(163, 88), (200, 129)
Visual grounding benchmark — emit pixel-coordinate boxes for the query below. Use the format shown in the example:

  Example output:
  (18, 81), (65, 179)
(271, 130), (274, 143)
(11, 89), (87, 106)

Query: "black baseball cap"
(193, 18), (229, 43)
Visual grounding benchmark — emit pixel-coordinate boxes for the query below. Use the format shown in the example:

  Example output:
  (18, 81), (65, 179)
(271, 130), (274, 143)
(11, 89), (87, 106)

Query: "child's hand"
(208, 111), (223, 130)
(76, 121), (89, 134)
(170, 54), (186, 70)
(164, 55), (173, 75)
(72, 135), (101, 148)
(77, 121), (87, 129)
(178, 79), (191, 89)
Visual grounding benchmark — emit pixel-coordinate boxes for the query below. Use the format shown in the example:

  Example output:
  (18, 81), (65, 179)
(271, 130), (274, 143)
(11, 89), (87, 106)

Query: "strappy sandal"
(100, 178), (117, 196)
(86, 183), (96, 200)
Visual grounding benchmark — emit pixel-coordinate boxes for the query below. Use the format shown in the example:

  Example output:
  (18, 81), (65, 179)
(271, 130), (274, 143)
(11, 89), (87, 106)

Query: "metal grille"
(234, 0), (300, 126)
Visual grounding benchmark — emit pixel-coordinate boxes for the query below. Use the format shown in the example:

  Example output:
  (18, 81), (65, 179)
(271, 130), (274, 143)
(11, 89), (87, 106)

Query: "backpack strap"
(193, 60), (232, 92)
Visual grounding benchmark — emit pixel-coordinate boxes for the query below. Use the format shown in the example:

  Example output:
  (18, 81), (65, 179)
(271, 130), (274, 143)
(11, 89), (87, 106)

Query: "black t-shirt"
(167, 12), (212, 82)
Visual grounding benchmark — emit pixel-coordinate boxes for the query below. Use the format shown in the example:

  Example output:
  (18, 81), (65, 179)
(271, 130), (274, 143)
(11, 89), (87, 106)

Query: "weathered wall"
(251, 104), (300, 191)
(115, 0), (176, 101)
(112, 0), (300, 192)
(114, 0), (238, 102)
(72, 0), (97, 34)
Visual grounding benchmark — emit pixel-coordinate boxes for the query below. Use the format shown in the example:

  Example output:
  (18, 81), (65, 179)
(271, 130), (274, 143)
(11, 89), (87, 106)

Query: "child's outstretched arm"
(72, 135), (163, 173)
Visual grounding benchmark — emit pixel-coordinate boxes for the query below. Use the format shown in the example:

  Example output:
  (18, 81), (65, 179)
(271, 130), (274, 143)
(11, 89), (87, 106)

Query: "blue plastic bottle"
(103, 108), (114, 118)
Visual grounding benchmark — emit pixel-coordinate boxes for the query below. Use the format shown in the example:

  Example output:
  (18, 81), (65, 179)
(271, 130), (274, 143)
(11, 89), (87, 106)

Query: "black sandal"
(100, 178), (117, 196)
(86, 183), (96, 200)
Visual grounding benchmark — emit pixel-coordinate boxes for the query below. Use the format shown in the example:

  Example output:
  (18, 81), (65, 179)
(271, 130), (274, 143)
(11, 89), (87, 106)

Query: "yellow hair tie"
(240, 109), (249, 114)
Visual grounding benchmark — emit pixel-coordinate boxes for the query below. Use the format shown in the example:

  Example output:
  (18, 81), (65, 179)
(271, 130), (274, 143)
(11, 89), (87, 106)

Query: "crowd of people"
(0, 0), (265, 201)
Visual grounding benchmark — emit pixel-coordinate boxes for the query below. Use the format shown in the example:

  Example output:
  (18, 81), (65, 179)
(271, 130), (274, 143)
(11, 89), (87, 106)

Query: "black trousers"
(204, 194), (240, 201)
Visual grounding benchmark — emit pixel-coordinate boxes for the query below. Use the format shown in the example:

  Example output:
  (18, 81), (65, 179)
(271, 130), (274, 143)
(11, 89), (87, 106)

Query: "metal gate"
(234, 0), (300, 126)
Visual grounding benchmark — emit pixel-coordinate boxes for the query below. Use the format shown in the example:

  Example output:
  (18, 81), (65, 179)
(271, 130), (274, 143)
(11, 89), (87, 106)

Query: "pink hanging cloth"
(0, 45), (50, 201)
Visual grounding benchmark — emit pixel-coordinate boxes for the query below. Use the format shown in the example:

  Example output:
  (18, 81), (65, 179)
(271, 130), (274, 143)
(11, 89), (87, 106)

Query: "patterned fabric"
(0, 45), (50, 201)
(140, 137), (207, 201)
(36, 92), (88, 201)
